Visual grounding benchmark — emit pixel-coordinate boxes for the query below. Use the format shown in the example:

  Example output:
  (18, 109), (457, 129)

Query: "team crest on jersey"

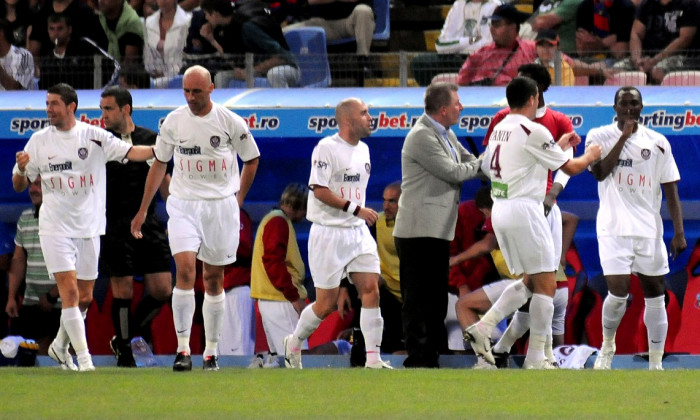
(210, 136), (221, 148)
(641, 149), (651, 160)
(365, 163), (371, 174)
(78, 147), (88, 160)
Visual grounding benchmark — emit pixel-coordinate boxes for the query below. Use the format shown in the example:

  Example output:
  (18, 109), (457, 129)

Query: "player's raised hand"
(621, 118), (637, 139)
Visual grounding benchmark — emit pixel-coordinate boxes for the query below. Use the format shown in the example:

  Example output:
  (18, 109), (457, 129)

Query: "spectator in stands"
(587, 86), (686, 371)
(194, 209), (255, 356)
(28, 0), (108, 76)
(249, 183), (309, 368)
(177, 0), (200, 12)
(535, 29), (575, 86)
(99, 86), (173, 367)
(283, 0), (375, 59)
(180, 9), (223, 75)
(410, 0), (502, 86)
(519, 0), (583, 56)
(37, 14), (95, 89)
(142, 0), (192, 87)
(119, 63), (151, 87)
(0, 18), (34, 90)
(575, 0), (635, 61)
(457, 4), (534, 86)
(1, 0), (36, 48)
(613, 0), (700, 85)
(5, 177), (61, 356)
(199, 0), (300, 88)
(98, 0), (144, 65)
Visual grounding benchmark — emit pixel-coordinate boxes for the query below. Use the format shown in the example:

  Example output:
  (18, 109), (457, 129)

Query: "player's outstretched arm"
(561, 143), (602, 176)
(662, 181), (687, 260)
(126, 145), (155, 162)
(131, 160), (168, 239)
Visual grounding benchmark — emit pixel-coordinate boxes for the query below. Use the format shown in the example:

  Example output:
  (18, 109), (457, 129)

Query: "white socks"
(526, 293), (553, 363)
(480, 280), (532, 330)
(62, 306), (89, 357)
(172, 287), (195, 354)
(290, 304), (323, 349)
(202, 292), (226, 358)
(492, 311), (530, 354)
(601, 293), (628, 345)
(644, 295), (667, 358)
(360, 307), (383, 364)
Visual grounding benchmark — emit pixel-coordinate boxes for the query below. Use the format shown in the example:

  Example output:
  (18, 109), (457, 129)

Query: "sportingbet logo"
(11, 118), (50, 135)
(627, 110), (700, 131)
(241, 114), (280, 130)
(308, 112), (418, 134)
(79, 114), (105, 128)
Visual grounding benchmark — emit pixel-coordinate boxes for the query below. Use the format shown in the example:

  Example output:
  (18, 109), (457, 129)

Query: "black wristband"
(353, 205), (361, 216)
(342, 200), (351, 212)
(45, 291), (58, 304)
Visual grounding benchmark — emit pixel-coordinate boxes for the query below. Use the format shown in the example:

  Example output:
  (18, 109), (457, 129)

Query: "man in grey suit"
(393, 82), (483, 368)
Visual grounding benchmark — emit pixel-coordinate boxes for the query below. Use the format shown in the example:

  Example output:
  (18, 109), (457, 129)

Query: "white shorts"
(492, 198), (557, 276)
(547, 203), (563, 263)
(218, 285), (255, 356)
(483, 279), (519, 304)
(167, 195), (240, 266)
(552, 287), (568, 336)
(598, 236), (669, 277)
(257, 299), (307, 354)
(308, 224), (380, 289)
(445, 292), (463, 351)
(39, 235), (100, 280)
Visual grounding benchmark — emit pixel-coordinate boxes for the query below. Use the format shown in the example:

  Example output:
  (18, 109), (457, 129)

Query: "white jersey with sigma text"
(155, 103), (260, 200)
(23, 121), (132, 237)
(483, 114), (570, 201)
(585, 123), (680, 238)
(307, 133), (371, 227)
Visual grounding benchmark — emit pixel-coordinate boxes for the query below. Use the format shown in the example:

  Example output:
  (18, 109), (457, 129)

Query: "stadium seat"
(167, 74), (184, 89)
(326, 0), (391, 46)
(284, 28), (332, 88)
(604, 71), (647, 86)
(307, 309), (353, 349)
(672, 239), (700, 353)
(228, 77), (273, 89)
(431, 73), (458, 84)
(660, 71), (700, 86)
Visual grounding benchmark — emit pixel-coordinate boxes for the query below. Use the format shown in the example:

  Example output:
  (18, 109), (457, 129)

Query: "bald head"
(184, 65), (212, 85)
(334, 97), (372, 144)
(182, 65), (214, 116)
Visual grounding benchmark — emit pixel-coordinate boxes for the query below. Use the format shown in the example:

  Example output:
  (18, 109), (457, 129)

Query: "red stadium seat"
(673, 240), (700, 353)
(308, 310), (353, 349)
(604, 71), (647, 86)
(660, 71), (700, 86)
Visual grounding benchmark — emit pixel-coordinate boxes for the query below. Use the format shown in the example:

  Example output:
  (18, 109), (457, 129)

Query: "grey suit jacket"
(393, 113), (482, 241)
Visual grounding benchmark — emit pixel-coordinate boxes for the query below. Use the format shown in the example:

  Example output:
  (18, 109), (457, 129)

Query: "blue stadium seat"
(228, 77), (272, 89)
(284, 28), (332, 88)
(326, 0), (390, 46)
(167, 74), (184, 89)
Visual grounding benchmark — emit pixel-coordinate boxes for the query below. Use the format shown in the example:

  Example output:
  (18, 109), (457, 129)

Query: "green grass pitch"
(1, 368), (696, 419)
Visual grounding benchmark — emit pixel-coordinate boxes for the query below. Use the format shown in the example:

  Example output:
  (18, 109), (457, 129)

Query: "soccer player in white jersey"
(131, 65), (260, 372)
(587, 87), (686, 371)
(12, 83), (156, 371)
(283, 98), (391, 370)
(465, 77), (601, 369)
